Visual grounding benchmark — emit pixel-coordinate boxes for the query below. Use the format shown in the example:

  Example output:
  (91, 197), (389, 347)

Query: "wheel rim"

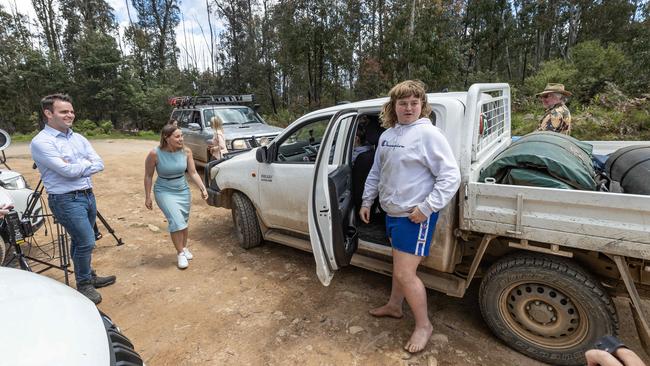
(499, 281), (589, 349)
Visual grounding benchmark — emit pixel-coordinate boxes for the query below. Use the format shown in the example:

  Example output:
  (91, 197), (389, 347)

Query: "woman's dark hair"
(159, 123), (179, 149)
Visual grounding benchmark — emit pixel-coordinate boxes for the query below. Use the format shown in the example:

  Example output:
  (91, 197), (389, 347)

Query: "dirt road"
(5, 140), (648, 366)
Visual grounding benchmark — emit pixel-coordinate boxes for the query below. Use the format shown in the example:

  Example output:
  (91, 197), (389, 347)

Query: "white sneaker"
(182, 247), (193, 260)
(177, 253), (189, 269)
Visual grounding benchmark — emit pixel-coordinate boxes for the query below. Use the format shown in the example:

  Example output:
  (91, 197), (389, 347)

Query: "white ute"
(204, 83), (650, 365)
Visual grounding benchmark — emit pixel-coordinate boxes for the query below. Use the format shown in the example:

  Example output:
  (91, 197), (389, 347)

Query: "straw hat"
(536, 83), (572, 97)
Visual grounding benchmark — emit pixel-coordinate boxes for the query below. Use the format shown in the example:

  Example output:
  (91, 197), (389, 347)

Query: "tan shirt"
(538, 103), (572, 135)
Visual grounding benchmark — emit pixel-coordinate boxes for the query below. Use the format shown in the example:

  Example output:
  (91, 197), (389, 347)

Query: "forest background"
(1, 0), (649, 141)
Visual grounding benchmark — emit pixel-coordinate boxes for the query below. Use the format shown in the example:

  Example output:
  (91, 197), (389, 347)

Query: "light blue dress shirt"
(30, 125), (104, 194)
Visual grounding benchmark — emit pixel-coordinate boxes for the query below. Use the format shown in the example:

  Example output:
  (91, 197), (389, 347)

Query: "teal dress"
(154, 147), (190, 232)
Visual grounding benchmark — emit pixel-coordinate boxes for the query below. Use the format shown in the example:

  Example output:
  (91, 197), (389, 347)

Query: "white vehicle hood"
(0, 268), (110, 366)
(0, 169), (22, 181)
(222, 123), (283, 140)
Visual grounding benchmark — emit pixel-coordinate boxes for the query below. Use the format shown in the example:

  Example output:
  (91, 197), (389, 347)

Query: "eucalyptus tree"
(129, 0), (181, 78)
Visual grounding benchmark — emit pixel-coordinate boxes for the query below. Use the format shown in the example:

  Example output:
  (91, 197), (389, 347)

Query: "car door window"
(275, 117), (330, 164)
(191, 111), (201, 126)
(203, 111), (212, 127)
(178, 111), (191, 128)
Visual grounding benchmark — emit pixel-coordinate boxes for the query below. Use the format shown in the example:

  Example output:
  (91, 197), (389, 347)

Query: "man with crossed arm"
(30, 93), (115, 304)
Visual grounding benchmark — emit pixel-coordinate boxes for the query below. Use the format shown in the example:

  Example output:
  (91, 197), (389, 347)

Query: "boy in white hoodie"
(359, 80), (461, 353)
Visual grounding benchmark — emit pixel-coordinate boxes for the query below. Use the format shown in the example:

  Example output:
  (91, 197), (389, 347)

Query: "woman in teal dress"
(144, 124), (208, 269)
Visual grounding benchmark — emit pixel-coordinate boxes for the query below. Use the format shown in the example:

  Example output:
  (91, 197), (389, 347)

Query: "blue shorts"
(385, 213), (439, 257)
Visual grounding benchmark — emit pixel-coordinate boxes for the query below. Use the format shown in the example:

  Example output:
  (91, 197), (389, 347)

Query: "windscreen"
(203, 107), (264, 126)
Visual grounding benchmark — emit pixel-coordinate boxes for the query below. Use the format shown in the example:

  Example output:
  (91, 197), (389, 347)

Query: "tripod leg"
(18, 254), (31, 271)
(93, 222), (102, 240)
(12, 242), (32, 272)
(57, 222), (71, 286)
(95, 210), (124, 246)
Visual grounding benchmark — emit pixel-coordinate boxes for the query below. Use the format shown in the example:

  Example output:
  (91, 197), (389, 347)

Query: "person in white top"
(360, 80), (461, 353)
(210, 116), (228, 160)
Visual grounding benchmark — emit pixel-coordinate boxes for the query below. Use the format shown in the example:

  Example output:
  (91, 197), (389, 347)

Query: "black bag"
(605, 145), (650, 195)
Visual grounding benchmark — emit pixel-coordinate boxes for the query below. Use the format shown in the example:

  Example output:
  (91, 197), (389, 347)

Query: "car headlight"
(230, 139), (248, 150)
(0, 176), (27, 190)
(257, 136), (271, 146)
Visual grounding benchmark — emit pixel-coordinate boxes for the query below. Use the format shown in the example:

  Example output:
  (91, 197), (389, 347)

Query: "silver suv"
(169, 95), (283, 166)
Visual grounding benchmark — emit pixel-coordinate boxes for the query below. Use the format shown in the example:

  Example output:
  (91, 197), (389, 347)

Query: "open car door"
(308, 110), (359, 286)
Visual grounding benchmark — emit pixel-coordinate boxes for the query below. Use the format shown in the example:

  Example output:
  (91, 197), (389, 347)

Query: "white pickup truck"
(204, 83), (650, 365)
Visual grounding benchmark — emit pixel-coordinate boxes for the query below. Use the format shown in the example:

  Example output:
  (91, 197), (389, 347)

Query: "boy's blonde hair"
(380, 80), (432, 128)
(211, 116), (224, 130)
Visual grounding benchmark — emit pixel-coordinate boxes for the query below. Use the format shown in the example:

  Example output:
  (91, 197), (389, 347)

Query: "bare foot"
(368, 304), (403, 319)
(404, 323), (433, 353)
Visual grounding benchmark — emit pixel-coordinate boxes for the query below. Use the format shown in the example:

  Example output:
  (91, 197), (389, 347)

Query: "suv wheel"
(231, 192), (262, 249)
(479, 252), (618, 366)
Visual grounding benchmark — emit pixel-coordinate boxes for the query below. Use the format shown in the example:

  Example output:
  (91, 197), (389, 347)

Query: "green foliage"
(10, 131), (39, 143)
(9, 129), (161, 142)
(570, 106), (617, 140)
(523, 59), (577, 96)
(73, 119), (98, 135)
(511, 112), (538, 136)
(628, 109), (650, 132)
(523, 41), (628, 103)
(133, 130), (159, 140)
(99, 120), (113, 134)
(262, 109), (300, 128)
(569, 41), (629, 101)
(127, 83), (176, 131)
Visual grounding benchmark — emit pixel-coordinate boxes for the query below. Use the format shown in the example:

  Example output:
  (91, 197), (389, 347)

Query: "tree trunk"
(32, 0), (60, 59)
(521, 44), (528, 84)
(206, 0), (215, 73)
(377, 0), (384, 58)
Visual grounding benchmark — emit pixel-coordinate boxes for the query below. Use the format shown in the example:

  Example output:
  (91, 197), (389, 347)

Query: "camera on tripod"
(3, 209), (34, 246)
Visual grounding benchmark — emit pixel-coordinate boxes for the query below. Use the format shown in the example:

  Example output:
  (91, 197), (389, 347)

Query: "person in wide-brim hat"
(536, 83), (572, 135)
(536, 83), (572, 97)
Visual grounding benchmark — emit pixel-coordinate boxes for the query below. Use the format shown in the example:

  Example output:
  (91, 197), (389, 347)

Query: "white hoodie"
(361, 118), (461, 217)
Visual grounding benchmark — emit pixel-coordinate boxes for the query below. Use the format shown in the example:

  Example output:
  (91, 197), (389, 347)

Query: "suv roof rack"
(169, 94), (255, 108)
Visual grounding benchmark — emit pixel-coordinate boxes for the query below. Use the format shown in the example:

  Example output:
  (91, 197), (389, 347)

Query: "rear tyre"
(231, 192), (262, 249)
(479, 252), (618, 366)
(0, 238), (6, 266)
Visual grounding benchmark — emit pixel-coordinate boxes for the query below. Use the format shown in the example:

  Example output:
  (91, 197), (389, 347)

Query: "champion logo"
(381, 140), (405, 148)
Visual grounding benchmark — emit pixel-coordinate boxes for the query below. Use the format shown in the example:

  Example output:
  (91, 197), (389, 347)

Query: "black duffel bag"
(605, 145), (650, 195)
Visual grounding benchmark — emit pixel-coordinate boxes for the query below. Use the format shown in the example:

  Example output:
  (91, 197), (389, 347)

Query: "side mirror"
(256, 146), (268, 163)
(188, 122), (201, 130)
(253, 104), (261, 111)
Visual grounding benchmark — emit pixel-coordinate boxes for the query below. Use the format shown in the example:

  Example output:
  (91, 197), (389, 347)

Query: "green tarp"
(479, 131), (597, 191)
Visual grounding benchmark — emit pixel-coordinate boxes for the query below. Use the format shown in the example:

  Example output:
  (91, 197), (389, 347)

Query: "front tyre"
(231, 192), (262, 249)
(479, 252), (618, 366)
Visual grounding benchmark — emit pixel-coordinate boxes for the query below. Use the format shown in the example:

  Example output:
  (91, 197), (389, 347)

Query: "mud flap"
(631, 303), (650, 355)
(611, 255), (650, 355)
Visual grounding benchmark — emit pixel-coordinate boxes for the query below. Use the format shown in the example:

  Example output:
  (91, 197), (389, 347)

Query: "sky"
(0, 0), (218, 70)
